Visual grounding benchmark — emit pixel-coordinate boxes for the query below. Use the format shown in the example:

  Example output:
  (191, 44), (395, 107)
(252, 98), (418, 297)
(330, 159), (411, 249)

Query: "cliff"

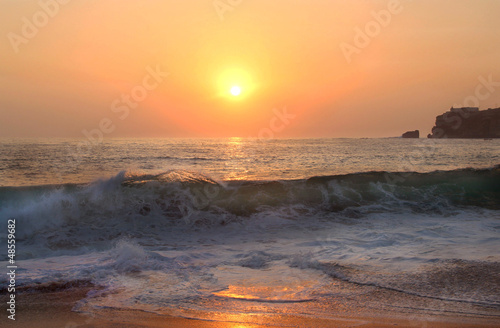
(428, 107), (500, 138)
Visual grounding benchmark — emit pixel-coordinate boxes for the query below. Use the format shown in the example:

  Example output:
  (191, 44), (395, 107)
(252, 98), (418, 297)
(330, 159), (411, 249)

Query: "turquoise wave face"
(2, 169), (499, 321)
(1, 166), (499, 254)
(2, 165), (499, 218)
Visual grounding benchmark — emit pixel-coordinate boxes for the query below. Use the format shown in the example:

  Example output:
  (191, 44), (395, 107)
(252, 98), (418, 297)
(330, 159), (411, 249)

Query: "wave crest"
(1, 166), (498, 254)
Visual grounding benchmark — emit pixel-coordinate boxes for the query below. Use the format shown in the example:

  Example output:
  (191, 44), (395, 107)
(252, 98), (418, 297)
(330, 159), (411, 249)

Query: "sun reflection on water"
(223, 137), (251, 181)
(212, 283), (314, 302)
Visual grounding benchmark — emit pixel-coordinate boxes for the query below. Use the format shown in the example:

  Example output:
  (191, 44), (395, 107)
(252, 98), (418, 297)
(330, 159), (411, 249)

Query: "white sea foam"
(1, 166), (499, 321)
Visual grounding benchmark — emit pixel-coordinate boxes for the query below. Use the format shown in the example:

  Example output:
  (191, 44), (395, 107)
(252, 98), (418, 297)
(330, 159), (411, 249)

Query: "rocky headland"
(427, 107), (500, 138)
(402, 130), (419, 138)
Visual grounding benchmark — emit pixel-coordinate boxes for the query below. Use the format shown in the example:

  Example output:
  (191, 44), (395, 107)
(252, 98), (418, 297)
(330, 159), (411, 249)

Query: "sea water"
(1, 138), (499, 323)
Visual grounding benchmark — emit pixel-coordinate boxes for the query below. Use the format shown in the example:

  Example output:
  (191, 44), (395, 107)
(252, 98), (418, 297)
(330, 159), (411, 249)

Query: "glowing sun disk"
(230, 86), (241, 96)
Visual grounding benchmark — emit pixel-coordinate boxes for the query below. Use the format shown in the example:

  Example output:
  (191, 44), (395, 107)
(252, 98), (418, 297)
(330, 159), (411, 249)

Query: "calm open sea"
(1, 138), (499, 323)
(1, 137), (499, 186)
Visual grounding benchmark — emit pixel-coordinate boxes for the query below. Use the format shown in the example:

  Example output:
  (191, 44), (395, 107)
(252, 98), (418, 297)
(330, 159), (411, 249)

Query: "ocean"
(1, 138), (499, 324)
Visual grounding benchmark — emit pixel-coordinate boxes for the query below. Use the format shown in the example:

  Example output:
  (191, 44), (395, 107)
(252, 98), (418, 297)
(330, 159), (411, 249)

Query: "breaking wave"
(1, 166), (499, 255)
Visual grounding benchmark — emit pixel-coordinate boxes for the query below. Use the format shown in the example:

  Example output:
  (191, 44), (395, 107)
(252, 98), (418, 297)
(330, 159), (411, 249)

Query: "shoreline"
(1, 288), (499, 328)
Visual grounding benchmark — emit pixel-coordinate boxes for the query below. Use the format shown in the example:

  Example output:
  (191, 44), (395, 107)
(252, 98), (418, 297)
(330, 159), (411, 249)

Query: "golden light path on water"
(212, 284), (314, 301)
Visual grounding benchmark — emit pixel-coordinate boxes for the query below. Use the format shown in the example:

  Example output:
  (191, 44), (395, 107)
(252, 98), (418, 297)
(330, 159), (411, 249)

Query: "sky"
(1, 0), (500, 138)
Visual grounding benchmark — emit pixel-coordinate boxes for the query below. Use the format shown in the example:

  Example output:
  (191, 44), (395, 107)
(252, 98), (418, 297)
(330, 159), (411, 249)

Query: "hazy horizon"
(1, 0), (500, 138)
(2, 2), (500, 324)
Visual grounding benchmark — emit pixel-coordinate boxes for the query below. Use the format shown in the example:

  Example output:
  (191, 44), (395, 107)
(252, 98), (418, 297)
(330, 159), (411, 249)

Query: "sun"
(216, 68), (254, 100)
(230, 86), (241, 96)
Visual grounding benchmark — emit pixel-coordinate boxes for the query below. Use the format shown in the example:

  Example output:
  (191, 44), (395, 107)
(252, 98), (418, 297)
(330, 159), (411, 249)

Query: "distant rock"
(428, 107), (500, 138)
(402, 130), (419, 138)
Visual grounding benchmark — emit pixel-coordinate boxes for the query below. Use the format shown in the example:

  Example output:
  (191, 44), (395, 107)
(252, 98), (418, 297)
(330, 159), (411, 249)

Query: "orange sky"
(1, 0), (500, 138)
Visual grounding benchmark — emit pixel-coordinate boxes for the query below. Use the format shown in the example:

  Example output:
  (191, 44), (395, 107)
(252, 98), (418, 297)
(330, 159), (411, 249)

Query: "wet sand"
(1, 288), (499, 328)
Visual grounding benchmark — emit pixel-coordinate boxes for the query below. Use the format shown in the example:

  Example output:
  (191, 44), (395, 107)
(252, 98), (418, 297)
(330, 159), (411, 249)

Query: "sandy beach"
(2, 287), (499, 328)
(3, 0), (500, 326)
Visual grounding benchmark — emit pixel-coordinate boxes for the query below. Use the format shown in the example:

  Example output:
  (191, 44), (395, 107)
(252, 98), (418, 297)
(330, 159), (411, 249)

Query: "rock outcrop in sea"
(402, 130), (419, 138)
(427, 107), (500, 138)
